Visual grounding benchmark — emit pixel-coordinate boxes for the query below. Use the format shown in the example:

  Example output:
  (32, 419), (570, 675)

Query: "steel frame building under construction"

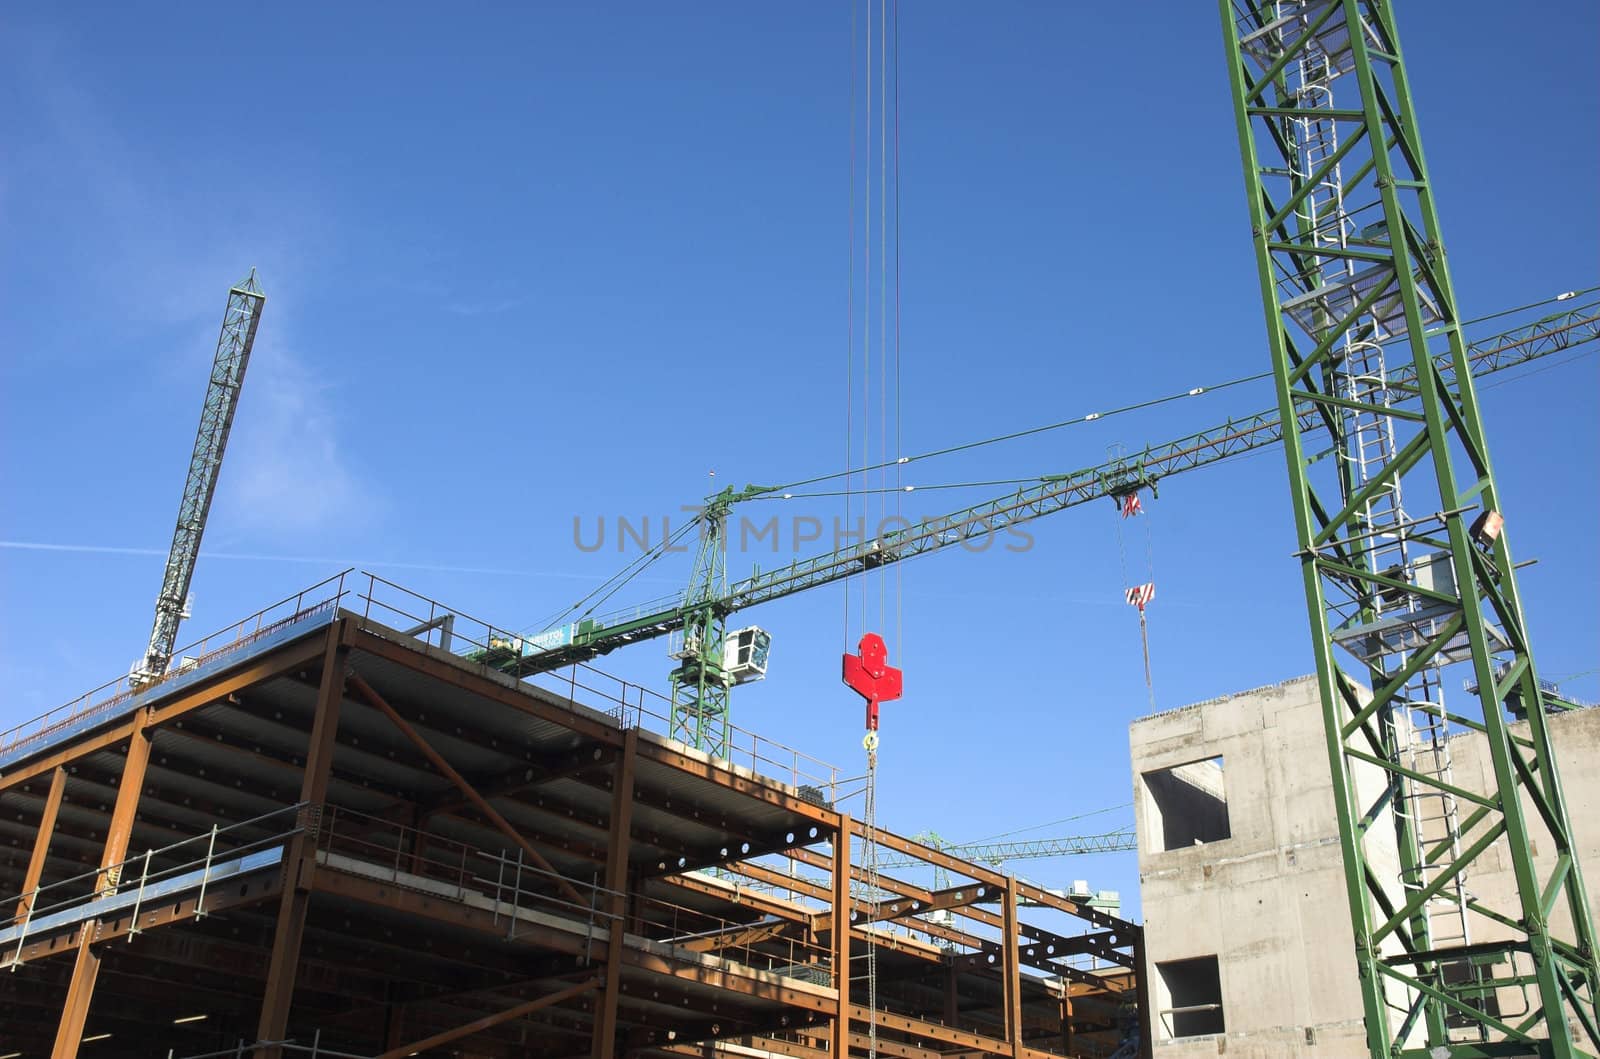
(0, 573), (1144, 1058)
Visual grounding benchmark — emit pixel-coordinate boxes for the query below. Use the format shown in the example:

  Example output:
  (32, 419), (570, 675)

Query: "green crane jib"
(471, 298), (1596, 725)
(133, 271), (265, 685)
(874, 828), (1139, 871)
(1220, 2), (1598, 1054)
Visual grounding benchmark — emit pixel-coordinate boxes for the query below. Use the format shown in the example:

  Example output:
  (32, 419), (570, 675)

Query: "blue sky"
(2, 3), (1596, 919)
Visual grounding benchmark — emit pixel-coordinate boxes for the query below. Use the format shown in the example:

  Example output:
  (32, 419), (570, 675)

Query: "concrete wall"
(1129, 676), (1600, 1058)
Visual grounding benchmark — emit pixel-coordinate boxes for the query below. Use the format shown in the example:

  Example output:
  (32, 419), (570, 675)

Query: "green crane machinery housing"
(1220, 1), (1597, 1055)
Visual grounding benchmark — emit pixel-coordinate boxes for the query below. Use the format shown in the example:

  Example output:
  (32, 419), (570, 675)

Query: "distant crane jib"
(136, 272), (265, 683)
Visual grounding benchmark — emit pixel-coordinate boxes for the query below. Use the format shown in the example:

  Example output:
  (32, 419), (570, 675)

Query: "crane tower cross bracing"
(135, 271), (265, 685)
(1220, 2), (1598, 1055)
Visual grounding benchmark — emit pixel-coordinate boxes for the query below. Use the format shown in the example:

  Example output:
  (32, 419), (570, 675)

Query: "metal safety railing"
(3, 804), (312, 967)
(314, 805), (836, 987)
(6, 567), (839, 797)
(0, 572), (354, 762)
(172, 1035), (370, 1059)
(5, 799), (836, 987)
(353, 573), (843, 800)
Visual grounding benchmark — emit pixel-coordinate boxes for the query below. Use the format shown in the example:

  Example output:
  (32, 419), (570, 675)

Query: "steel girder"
(1219, 2), (1599, 1055)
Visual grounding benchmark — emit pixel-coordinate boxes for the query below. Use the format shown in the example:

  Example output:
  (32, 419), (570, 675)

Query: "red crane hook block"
(842, 632), (903, 732)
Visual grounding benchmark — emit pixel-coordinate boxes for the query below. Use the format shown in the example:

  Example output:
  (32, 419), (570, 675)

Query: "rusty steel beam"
(726, 1035), (831, 1059)
(676, 918), (803, 955)
(633, 741), (838, 828)
(591, 727), (637, 1059)
(312, 863), (593, 959)
(2, 630), (334, 794)
(50, 707), (152, 1059)
(844, 1004), (1059, 1059)
(69, 756), (281, 832)
(346, 670), (587, 907)
(1014, 878), (1136, 935)
(852, 866), (1005, 931)
(849, 1030), (943, 1059)
(642, 823), (833, 880)
(375, 976), (602, 1059)
(854, 879), (1000, 928)
(657, 871), (815, 926)
(618, 944), (835, 1014)
(162, 715), (418, 802)
(423, 741), (618, 819)
(4, 859), (283, 969)
(1016, 925), (1133, 971)
(807, 868), (1003, 956)
(347, 626), (625, 745)
(256, 631), (346, 1057)
(847, 820), (1009, 889)
(723, 858), (832, 903)
(280, 664), (561, 781)
(14, 765), (66, 919)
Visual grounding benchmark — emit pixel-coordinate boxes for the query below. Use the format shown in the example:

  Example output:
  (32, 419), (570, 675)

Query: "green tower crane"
(1219, 3), (1598, 1054)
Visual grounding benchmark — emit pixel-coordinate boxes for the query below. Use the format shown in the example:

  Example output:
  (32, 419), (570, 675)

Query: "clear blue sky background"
(2, 3), (1596, 920)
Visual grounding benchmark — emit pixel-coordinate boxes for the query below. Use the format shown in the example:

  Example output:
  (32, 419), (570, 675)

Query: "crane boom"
(476, 297), (1598, 677)
(135, 271), (265, 683)
(874, 828), (1138, 870)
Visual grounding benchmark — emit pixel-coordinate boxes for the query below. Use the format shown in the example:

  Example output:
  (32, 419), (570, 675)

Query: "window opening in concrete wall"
(1142, 756), (1231, 852)
(1156, 955), (1225, 1038)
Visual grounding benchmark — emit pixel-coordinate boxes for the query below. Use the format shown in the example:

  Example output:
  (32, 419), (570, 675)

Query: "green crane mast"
(664, 487), (771, 758)
(1219, 3), (1597, 1055)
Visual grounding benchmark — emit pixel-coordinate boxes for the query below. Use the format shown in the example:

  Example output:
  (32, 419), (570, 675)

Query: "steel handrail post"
(10, 887), (36, 970)
(194, 823), (220, 920)
(508, 847), (524, 940)
(128, 848), (154, 940)
(492, 849), (506, 928)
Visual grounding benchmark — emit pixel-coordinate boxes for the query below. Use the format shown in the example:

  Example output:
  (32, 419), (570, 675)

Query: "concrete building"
(1129, 676), (1600, 1058)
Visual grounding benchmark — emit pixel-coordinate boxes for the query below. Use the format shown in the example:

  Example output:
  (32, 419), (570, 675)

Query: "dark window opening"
(1158, 955), (1225, 1038)
(1143, 756), (1232, 852)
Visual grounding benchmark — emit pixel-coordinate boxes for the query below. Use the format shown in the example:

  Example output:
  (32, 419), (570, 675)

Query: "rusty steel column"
(1060, 985), (1073, 1055)
(51, 709), (152, 1059)
(590, 726), (638, 1059)
(15, 765), (67, 919)
(1002, 877), (1022, 1059)
(255, 626), (347, 1057)
(830, 814), (851, 1057)
(1133, 930), (1152, 1059)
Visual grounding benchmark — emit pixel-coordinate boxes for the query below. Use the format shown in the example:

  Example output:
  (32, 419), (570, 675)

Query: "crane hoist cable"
(768, 284), (1598, 501)
(1113, 477), (1156, 710)
(524, 515), (702, 637)
(840, 4), (902, 1054)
